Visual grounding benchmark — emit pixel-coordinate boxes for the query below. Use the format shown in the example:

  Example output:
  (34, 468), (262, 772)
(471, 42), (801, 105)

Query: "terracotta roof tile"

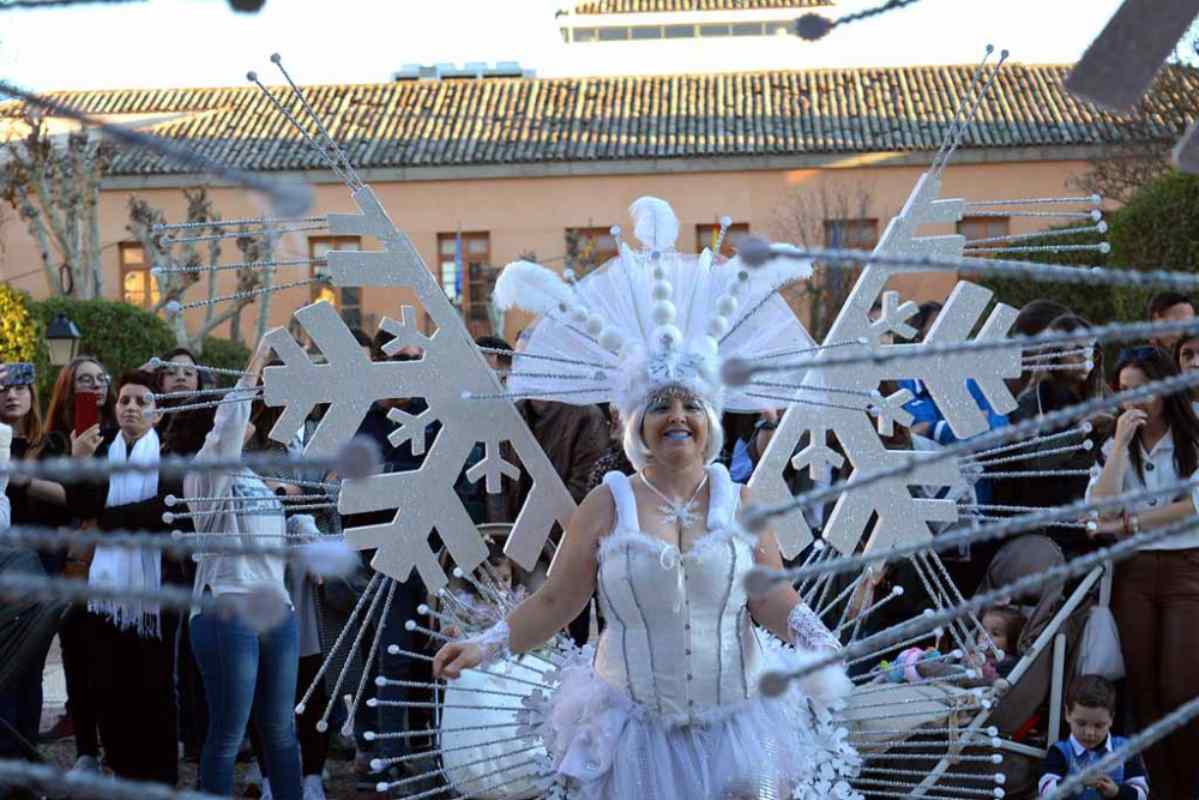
(571, 0), (831, 13)
(3, 64), (1194, 176)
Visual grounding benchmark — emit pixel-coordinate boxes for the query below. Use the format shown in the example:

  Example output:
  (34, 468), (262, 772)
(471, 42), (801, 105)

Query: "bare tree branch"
(771, 178), (877, 339)
(0, 112), (110, 297)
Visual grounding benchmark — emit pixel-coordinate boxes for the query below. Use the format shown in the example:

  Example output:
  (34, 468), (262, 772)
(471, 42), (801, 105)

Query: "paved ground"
(36, 636), (372, 798)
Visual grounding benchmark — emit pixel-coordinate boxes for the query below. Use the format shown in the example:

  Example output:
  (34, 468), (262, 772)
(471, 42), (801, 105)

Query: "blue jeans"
(191, 608), (302, 800)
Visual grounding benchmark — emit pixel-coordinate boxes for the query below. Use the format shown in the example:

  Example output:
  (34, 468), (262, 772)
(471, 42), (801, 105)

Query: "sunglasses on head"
(1116, 346), (1161, 366)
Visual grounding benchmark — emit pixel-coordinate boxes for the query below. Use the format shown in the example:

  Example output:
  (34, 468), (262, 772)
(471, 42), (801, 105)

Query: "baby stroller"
(426, 523), (559, 800)
(837, 535), (1103, 800)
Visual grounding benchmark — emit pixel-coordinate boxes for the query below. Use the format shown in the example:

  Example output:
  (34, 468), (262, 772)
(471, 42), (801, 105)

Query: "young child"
(973, 604), (1025, 682)
(1039, 675), (1149, 800)
(878, 605), (1025, 685)
(444, 539), (526, 636)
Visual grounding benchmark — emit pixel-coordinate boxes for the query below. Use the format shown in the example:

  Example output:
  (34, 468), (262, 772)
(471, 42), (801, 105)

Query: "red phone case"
(74, 392), (100, 436)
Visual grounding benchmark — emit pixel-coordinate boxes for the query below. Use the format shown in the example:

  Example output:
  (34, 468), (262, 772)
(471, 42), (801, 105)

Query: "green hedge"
(28, 297), (175, 400)
(4, 294), (253, 402)
(198, 336), (251, 378)
(1109, 171), (1199, 272)
(978, 170), (1199, 378)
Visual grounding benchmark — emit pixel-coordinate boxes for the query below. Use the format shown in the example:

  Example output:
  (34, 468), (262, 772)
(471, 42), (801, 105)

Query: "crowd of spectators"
(1, 289), (1198, 798)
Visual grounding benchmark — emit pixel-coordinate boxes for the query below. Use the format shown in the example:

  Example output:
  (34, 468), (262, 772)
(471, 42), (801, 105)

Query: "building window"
(438, 232), (494, 337)
(598, 26), (628, 41)
(573, 27), (598, 42)
(695, 222), (750, 259)
(119, 242), (160, 308)
(631, 25), (661, 39)
(957, 215), (1010, 243)
(565, 226), (619, 275)
(699, 23), (731, 37)
(310, 237), (363, 330)
(766, 20), (792, 36)
(664, 24), (694, 38)
(823, 219), (879, 251)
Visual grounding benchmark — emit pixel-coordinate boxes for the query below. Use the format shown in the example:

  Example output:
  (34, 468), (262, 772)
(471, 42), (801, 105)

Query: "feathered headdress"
(493, 197), (815, 416)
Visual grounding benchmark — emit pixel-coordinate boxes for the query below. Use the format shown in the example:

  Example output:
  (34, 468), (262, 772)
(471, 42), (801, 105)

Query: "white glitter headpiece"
(493, 197), (815, 417)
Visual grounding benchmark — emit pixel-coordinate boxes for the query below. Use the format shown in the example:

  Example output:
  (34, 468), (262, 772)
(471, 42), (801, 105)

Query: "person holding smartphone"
(37, 356), (115, 770)
(0, 364), (71, 769)
(66, 369), (184, 787)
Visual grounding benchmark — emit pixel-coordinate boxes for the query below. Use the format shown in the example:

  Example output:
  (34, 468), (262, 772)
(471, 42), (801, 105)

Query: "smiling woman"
(622, 387), (723, 471)
(429, 197), (859, 800)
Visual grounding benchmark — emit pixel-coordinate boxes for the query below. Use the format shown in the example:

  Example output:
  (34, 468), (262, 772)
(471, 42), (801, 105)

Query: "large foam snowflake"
(261, 187), (575, 592)
(748, 171), (1021, 558)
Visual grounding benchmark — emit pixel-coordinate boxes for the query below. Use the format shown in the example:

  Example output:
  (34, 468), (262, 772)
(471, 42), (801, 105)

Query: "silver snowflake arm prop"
(262, 185), (576, 591)
(464, 618), (513, 668)
(749, 171), (1020, 560)
(787, 601), (840, 653)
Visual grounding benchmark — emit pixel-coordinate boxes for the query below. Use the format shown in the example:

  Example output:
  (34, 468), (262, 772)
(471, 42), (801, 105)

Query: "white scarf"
(88, 427), (162, 638)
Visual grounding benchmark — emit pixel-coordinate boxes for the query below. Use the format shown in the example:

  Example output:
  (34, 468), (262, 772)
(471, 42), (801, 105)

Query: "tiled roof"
(4, 64), (1194, 177)
(571, 0), (832, 13)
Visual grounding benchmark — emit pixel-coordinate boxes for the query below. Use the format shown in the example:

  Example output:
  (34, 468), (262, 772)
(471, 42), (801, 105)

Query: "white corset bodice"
(593, 464), (766, 724)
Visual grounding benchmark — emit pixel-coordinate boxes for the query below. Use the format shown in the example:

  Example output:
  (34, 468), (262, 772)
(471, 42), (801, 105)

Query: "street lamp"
(45, 313), (81, 367)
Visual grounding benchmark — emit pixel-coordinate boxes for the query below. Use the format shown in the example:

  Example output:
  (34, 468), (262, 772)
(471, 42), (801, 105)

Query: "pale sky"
(0, 0), (1135, 93)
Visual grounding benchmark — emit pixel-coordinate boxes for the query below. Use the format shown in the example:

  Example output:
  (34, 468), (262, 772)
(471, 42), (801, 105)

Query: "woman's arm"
(743, 485), (839, 651)
(434, 484), (611, 678)
(184, 340), (272, 509)
(1093, 497), (1197, 539)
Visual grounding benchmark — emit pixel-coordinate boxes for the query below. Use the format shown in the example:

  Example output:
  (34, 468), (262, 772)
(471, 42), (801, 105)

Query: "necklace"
(639, 470), (709, 530)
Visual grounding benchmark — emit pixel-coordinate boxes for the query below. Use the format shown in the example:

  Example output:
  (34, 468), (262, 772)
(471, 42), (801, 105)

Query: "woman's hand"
(1114, 408), (1147, 449)
(70, 424), (103, 457)
(432, 641), (483, 680)
(1089, 516), (1126, 540)
(263, 479), (301, 498)
(246, 338), (275, 385)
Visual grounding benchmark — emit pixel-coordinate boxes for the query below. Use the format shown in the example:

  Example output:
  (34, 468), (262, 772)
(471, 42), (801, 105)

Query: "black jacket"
(65, 429), (192, 585)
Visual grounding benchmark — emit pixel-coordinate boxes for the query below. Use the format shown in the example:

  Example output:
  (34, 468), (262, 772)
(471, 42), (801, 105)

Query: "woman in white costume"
(433, 198), (861, 800)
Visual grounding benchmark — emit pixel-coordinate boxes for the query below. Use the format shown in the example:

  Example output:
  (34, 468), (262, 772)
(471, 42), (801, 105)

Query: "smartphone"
(2, 363), (34, 386)
(74, 392), (100, 436)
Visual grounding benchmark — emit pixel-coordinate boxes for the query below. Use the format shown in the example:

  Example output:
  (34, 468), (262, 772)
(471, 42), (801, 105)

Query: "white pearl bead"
(585, 314), (605, 336)
(716, 295), (738, 317)
(652, 280), (672, 301)
(599, 329), (624, 353)
(707, 316), (728, 337)
(652, 300), (677, 326)
(570, 305), (589, 324)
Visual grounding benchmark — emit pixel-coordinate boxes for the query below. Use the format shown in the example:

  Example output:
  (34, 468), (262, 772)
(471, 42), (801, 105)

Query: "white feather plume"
(629, 196), (679, 251)
(493, 260), (575, 315)
(753, 254), (815, 291)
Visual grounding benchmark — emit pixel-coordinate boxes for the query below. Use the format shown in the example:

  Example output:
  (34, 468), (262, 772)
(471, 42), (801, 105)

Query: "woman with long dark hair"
(157, 347), (217, 458)
(39, 355), (116, 772)
(0, 365), (70, 767)
(1088, 346), (1199, 800)
(990, 314), (1108, 558)
(44, 355), (115, 442)
(151, 347), (218, 763)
